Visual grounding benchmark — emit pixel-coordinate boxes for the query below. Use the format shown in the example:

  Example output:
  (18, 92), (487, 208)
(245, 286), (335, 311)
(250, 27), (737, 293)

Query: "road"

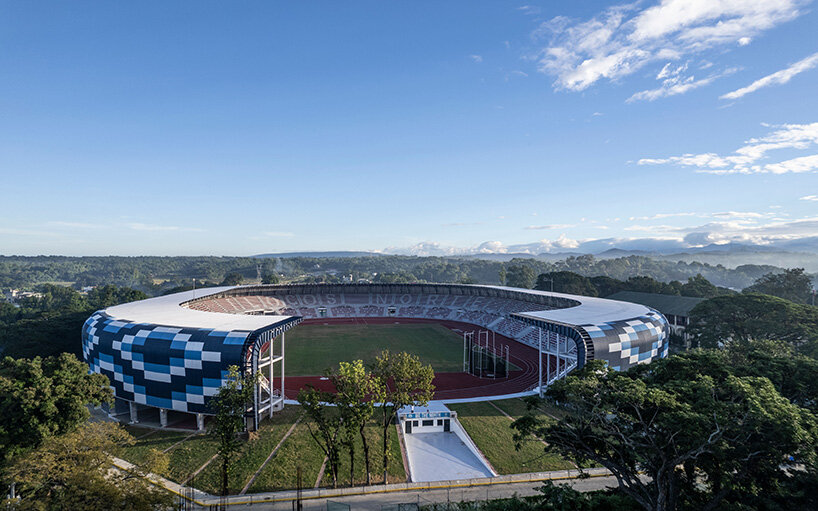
(193, 475), (621, 510)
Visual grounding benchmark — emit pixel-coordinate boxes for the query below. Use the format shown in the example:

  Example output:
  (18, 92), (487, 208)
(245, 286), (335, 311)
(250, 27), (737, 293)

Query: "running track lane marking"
(239, 415), (303, 495)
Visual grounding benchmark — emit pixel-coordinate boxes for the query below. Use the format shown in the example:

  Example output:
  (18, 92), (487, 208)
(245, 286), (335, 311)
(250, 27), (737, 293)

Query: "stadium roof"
(484, 286), (655, 326)
(104, 286), (293, 331)
(605, 291), (704, 317)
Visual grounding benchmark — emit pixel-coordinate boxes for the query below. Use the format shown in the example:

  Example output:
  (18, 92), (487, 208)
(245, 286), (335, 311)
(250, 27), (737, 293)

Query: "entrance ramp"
(399, 403), (496, 482)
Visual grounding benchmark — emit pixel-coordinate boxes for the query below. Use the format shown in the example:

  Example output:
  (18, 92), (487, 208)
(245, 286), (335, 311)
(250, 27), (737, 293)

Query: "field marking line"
(163, 431), (201, 453)
(315, 456), (328, 488)
(487, 400), (578, 469)
(182, 452), (218, 485)
(239, 414), (303, 495)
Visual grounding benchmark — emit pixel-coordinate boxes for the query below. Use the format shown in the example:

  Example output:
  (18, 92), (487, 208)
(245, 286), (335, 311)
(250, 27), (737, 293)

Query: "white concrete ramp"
(403, 432), (495, 482)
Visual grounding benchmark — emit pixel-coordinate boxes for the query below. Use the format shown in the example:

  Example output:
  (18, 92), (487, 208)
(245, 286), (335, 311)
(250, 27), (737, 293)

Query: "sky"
(1, 0), (817, 256)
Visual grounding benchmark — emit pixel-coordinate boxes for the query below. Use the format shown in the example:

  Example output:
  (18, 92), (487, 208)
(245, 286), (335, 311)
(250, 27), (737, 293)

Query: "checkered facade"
(579, 310), (670, 371)
(81, 311), (251, 414)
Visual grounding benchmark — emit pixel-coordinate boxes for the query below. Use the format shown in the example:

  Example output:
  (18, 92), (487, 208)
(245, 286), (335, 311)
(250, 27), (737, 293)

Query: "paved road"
(404, 432), (494, 482)
(193, 475), (621, 510)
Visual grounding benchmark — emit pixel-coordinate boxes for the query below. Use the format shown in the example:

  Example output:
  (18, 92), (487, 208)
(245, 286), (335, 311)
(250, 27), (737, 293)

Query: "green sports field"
(283, 323), (465, 375)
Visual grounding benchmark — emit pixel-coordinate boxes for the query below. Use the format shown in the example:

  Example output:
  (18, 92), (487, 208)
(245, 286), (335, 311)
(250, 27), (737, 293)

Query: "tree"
(297, 386), (344, 488)
(0, 353), (112, 466)
(513, 354), (817, 511)
(372, 351), (435, 484)
(621, 276), (679, 295)
(744, 268), (813, 304)
(208, 365), (258, 496)
(220, 272), (244, 286)
(261, 273), (279, 285)
(686, 293), (818, 353)
(329, 360), (381, 485)
(5, 422), (173, 510)
(676, 274), (732, 299)
(505, 264), (536, 289)
(536, 271), (597, 296)
(86, 285), (147, 310)
(589, 275), (625, 297)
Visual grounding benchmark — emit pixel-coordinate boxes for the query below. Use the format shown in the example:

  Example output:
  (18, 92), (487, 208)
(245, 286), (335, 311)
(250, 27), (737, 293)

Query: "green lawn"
(326, 424), (406, 487)
(448, 401), (575, 475)
(193, 405), (303, 495)
(119, 427), (219, 483)
(246, 422), (328, 492)
(284, 323), (465, 375)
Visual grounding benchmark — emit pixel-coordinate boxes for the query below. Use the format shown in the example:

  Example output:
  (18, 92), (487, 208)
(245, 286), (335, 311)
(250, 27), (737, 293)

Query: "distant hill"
(252, 251), (383, 259)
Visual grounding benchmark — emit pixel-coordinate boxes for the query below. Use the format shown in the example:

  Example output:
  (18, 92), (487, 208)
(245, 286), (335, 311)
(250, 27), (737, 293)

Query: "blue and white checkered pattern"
(82, 312), (251, 414)
(579, 310), (670, 371)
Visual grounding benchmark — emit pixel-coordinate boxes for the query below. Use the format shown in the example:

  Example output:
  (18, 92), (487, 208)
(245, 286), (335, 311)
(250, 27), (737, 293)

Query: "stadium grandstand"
(82, 284), (670, 430)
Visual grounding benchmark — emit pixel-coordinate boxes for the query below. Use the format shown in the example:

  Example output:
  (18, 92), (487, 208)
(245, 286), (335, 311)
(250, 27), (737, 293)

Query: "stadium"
(82, 283), (670, 430)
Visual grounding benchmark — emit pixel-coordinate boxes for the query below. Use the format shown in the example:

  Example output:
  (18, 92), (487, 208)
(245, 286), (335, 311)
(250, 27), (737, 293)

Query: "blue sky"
(1, 0), (817, 256)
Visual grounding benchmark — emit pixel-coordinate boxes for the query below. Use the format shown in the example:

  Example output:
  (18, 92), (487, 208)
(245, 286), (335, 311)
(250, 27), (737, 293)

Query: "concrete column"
(159, 408), (168, 428)
(129, 402), (138, 424)
(197, 413), (205, 432)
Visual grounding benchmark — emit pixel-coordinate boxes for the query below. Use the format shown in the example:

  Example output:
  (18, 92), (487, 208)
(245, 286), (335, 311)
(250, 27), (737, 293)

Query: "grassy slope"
(193, 406), (303, 494)
(448, 400), (574, 475)
(247, 422), (327, 492)
(325, 423), (406, 487)
(284, 323), (465, 375)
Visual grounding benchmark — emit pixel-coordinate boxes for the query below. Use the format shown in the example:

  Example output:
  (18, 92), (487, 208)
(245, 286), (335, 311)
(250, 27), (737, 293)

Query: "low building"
(606, 291), (704, 337)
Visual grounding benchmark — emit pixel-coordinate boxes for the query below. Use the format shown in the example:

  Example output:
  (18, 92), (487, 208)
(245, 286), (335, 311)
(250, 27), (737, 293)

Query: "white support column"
(197, 413), (205, 432)
(280, 331), (285, 403)
(159, 408), (168, 428)
(538, 327), (543, 398)
(129, 402), (138, 424)
(269, 335), (274, 418)
(547, 334), (551, 385)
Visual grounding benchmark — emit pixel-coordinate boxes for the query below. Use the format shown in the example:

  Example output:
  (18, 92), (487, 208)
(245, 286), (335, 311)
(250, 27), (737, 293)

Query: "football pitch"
(283, 322), (466, 376)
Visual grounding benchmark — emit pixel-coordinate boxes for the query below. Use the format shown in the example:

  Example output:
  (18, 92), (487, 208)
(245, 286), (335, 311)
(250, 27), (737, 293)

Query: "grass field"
(284, 323), (465, 375)
(448, 400), (575, 475)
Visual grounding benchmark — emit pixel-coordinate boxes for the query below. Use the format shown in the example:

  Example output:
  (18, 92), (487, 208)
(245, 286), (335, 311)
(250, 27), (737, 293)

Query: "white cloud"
(524, 224), (575, 230)
(262, 231), (295, 237)
(127, 222), (204, 232)
(738, 36), (752, 46)
(800, 195), (818, 201)
(470, 54), (483, 63)
(721, 52), (818, 100)
(533, 0), (804, 92)
(638, 122), (818, 174)
(46, 221), (104, 229)
(629, 212), (698, 220)
(627, 65), (737, 102)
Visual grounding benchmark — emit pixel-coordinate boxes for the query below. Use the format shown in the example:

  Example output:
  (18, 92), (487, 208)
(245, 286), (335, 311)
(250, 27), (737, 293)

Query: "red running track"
(281, 317), (557, 400)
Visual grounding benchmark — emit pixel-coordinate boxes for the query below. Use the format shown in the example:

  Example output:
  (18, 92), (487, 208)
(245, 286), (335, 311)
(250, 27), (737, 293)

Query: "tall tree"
(208, 365), (258, 496)
(513, 355), (817, 511)
(687, 292), (818, 353)
(297, 386), (344, 488)
(0, 353), (112, 466)
(6, 422), (173, 510)
(372, 351), (434, 484)
(744, 267), (813, 304)
(505, 264), (536, 289)
(536, 271), (598, 296)
(330, 360), (381, 485)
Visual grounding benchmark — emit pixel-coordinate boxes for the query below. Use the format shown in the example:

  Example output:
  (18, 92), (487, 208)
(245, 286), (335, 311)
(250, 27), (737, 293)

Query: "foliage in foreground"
(4, 421), (174, 511)
(0, 353), (112, 467)
(208, 365), (258, 496)
(512, 347), (818, 511)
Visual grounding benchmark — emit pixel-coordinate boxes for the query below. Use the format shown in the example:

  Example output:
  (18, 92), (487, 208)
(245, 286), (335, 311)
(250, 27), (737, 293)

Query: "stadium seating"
(184, 292), (574, 351)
